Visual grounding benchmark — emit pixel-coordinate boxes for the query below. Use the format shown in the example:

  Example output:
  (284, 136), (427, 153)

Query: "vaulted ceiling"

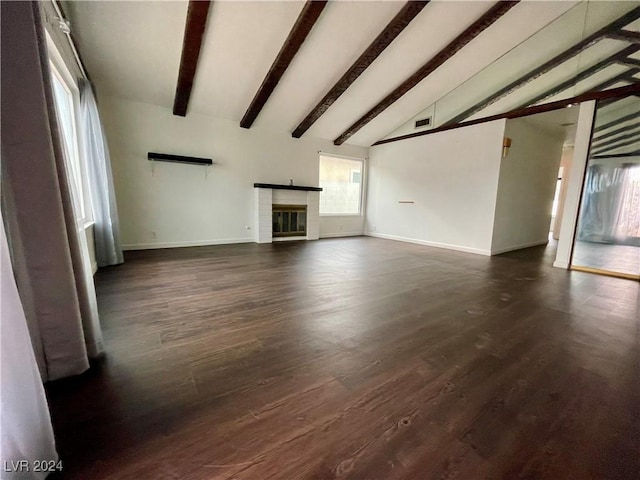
(63, 0), (640, 148)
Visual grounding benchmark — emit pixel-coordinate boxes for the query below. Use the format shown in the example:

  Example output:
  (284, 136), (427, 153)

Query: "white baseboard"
(122, 237), (254, 250)
(366, 232), (492, 256)
(319, 231), (363, 239)
(491, 239), (549, 255)
(553, 260), (569, 269)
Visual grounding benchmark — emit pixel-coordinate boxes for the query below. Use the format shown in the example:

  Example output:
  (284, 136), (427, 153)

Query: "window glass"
(50, 66), (86, 220)
(319, 155), (364, 215)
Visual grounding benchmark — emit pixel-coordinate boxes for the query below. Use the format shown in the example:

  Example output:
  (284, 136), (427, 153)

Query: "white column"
(306, 191), (320, 240)
(554, 101), (596, 269)
(255, 188), (272, 244)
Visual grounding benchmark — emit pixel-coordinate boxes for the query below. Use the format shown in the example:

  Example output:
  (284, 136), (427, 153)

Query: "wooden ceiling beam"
(617, 57), (640, 68)
(373, 83), (640, 146)
(594, 110), (639, 133)
(515, 45), (639, 110)
(591, 129), (640, 150)
(606, 29), (640, 44)
(588, 69), (638, 92)
(291, 1), (429, 139)
(332, 1), (519, 146)
(591, 135), (640, 155)
(173, 1), (212, 117)
(592, 121), (640, 143)
(591, 151), (640, 159)
(444, 7), (640, 126)
(240, 1), (327, 129)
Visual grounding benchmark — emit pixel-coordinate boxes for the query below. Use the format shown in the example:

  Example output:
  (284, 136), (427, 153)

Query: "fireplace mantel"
(254, 183), (322, 192)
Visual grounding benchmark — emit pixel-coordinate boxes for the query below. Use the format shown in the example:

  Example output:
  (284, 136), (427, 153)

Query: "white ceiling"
(63, 0), (640, 147)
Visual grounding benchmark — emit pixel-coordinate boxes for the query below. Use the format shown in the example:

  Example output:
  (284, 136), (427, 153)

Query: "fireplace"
(272, 204), (307, 237)
(254, 183), (322, 243)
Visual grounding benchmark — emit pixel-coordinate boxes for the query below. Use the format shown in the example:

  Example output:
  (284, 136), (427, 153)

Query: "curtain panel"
(578, 162), (640, 246)
(79, 81), (123, 267)
(1, 1), (103, 381)
(0, 213), (59, 480)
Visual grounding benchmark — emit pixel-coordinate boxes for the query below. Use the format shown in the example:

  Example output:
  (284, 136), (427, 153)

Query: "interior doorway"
(503, 107), (579, 265)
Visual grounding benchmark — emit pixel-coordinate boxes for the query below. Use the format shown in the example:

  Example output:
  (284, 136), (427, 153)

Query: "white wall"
(490, 117), (564, 254)
(555, 101), (596, 268)
(97, 95), (367, 249)
(552, 147), (573, 240)
(366, 120), (505, 255)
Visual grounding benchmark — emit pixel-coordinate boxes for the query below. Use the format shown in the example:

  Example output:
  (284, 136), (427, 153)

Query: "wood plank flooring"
(45, 237), (640, 480)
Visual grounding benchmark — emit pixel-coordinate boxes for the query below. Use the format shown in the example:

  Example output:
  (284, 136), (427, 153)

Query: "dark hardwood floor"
(46, 237), (640, 480)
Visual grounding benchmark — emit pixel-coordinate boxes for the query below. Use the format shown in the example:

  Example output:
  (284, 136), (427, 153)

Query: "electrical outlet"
(245, 226), (251, 230)
(152, 231), (157, 239)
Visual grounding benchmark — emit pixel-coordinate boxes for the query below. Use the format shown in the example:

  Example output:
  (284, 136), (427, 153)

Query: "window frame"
(318, 153), (366, 217)
(46, 32), (94, 226)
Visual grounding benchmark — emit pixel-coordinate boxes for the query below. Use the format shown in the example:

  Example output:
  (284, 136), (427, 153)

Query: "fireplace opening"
(273, 204), (307, 237)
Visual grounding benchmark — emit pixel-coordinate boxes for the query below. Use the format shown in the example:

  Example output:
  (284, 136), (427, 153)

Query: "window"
(319, 154), (364, 215)
(47, 36), (92, 224)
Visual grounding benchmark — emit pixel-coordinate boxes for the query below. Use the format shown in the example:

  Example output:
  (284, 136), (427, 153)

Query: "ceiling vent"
(415, 117), (431, 128)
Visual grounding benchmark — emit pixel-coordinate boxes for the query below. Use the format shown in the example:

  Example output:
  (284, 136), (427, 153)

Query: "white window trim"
(318, 153), (366, 217)
(46, 31), (93, 225)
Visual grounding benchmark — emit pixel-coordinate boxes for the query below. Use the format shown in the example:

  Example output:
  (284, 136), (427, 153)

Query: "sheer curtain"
(578, 162), (640, 245)
(613, 163), (640, 245)
(79, 81), (123, 267)
(52, 86), (105, 360)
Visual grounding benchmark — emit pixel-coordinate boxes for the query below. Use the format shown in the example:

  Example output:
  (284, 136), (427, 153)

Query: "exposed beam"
(240, 1), (328, 129)
(594, 110), (639, 133)
(617, 57), (640, 68)
(589, 69), (638, 92)
(173, 1), (212, 117)
(291, 1), (429, 139)
(592, 121), (640, 143)
(591, 129), (640, 151)
(596, 95), (635, 110)
(591, 151), (640, 159)
(515, 45), (639, 110)
(372, 83), (640, 146)
(606, 29), (640, 43)
(592, 136), (640, 155)
(332, 1), (519, 146)
(444, 7), (640, 126)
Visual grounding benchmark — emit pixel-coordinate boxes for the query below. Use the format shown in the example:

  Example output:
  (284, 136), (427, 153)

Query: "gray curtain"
(1, 1), (103, 381)
(79, 81), (123, 267)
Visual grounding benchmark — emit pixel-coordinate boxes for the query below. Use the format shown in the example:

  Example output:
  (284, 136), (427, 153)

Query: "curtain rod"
(50, 0), (88, 81)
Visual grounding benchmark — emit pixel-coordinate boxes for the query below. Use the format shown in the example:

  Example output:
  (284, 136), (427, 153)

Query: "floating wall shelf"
(253, 183), (322, 192)
(147, 152), (213, 166)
